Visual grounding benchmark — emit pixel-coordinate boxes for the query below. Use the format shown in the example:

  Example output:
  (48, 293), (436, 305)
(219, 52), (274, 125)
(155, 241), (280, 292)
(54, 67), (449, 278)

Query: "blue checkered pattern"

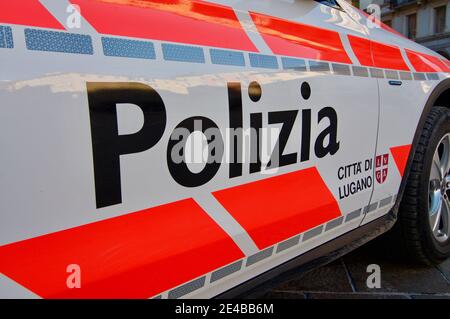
(210, 49), (245, 66)
(13, 27), (443, 82)
(0, 26), (13, 49)
(281, 57), (306, 70)
(102, 37), (155, 59)
(249, 53), (279, 69)
(25, 29), (93, 55)
(162, 43), (205, 63)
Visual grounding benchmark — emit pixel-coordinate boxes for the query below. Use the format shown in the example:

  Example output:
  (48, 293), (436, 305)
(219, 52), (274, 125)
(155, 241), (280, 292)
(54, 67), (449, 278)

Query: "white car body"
(0, 0), (449, 299)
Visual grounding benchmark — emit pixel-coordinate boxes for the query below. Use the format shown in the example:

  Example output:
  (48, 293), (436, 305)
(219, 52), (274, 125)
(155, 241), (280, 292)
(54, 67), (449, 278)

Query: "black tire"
(393, 106), (450, 265)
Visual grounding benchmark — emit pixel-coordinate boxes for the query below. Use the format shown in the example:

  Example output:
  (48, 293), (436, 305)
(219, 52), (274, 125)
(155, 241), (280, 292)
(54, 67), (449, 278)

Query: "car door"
(0, 0), (378, 298)
(337, 1), (450, 226)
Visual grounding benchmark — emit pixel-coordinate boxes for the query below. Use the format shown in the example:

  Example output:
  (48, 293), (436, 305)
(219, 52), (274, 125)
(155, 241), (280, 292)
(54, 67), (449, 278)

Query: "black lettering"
(167, 117), (223, 187)
(268, 110), (298, 168)
(87, 82), (166, 208)
(300, 109), (311, 162)
(228, 83), (243, 178)
(314, 107), (340, 158)
(250, 113), (262, 173)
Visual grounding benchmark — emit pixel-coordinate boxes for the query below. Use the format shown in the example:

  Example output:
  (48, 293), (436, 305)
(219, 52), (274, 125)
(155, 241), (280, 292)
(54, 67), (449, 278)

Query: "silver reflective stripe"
(369, 68), (384, 78)
(309, 61), (330, 73)
(352, 66), (369, 77)
(332, 63), (351, 75)
(276, 235), (301, 253)
(426, 73), (439, 81)
(385, 70), (399, 79)
(210, 261), (243, 283)
(325, 216), (344, 231)
(246, 247), (274, 266)
(379, 196), (393, 208)
(168, 276), (205, 299)
(364, 202), (378, 213)
(345, 208), (362, 222)
(399, 71), (413, 80)
(413, 72), (426, 80)
(303, 225), (323, 241)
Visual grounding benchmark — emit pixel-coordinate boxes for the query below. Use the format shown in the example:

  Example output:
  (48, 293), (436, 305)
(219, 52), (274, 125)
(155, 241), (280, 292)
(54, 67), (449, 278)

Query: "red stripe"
(405, 49), (450, 72)
(0, 199), (244, 298)
(69, 0), (257, 52)
(0, 0), (64, 29)
(213, 168), (341, 250)
(348, 35), (410, 71)
(250, 12), (351, 64)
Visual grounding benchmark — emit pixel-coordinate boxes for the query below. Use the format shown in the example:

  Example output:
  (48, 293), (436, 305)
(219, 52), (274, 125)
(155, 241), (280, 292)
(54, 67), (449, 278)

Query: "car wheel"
(396, 106), (450, 265)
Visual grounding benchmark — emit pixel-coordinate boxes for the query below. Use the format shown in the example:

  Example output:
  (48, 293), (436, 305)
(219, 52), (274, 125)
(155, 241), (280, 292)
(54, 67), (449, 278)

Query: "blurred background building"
(357, 0), (450, 58)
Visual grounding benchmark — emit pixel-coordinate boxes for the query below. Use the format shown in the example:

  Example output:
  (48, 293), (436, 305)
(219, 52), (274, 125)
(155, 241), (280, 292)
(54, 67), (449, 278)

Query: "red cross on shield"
(375, 154), (389, 184)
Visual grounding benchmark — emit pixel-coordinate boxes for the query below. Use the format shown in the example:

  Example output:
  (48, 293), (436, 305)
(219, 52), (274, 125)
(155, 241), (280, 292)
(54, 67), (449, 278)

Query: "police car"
(0, 0), (449, 299)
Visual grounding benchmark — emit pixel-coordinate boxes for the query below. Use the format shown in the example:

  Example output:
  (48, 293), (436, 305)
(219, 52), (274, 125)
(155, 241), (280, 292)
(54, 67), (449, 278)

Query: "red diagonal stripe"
(348, 35), (410, 71)
(405, 49), (450, 73)
(69, 0), (257, 52)
(0, 199), (244, 298)
(213, 168), (341, 250)
(250, 11), (351, 64)
(0, 0), (64, 29)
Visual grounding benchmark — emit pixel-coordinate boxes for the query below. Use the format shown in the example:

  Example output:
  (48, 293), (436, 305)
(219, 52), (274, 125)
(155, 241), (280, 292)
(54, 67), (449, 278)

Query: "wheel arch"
(392, 78), (450, 217)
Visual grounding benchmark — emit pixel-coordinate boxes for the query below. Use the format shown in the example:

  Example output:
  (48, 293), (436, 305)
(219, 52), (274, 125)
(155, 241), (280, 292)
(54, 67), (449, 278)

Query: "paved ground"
(264, 241), (450, 299)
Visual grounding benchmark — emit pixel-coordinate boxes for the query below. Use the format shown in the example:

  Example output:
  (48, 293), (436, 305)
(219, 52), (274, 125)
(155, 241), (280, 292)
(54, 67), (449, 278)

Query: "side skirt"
(215, 211), (396, 299)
